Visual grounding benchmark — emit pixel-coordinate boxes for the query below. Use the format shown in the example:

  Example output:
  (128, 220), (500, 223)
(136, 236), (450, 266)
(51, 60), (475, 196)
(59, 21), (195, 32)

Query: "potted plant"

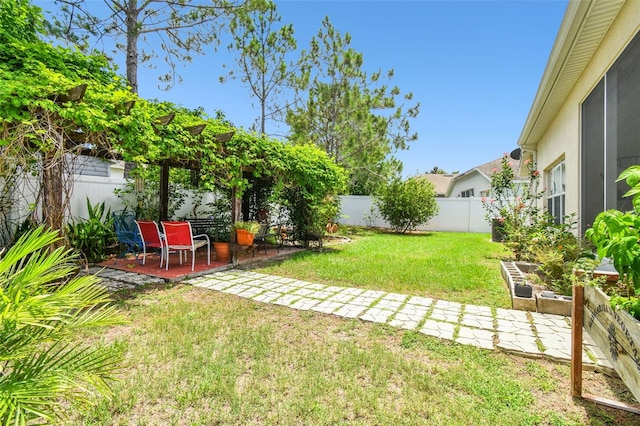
(233, 221), (261, 246)
(205, 195), (233, 263)
(209, 227), (231, 263)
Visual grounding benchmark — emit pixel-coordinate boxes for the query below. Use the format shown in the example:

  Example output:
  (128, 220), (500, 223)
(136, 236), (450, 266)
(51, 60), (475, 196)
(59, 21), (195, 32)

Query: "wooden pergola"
(68, 102), (239, 225)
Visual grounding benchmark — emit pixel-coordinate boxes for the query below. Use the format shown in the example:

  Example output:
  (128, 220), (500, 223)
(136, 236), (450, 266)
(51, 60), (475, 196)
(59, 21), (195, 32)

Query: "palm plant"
(0, 227), (125, 424)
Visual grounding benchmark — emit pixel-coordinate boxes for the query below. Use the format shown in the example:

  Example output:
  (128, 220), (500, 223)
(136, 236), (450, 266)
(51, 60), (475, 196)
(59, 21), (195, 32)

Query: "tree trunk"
(42, 137), (65, 248)
(125, 0), (139, 94)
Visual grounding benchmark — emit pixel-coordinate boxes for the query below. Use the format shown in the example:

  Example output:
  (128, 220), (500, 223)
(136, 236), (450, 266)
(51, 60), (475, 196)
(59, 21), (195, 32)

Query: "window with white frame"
(460, 189), (474, 198)
(547, 161), (565, 224)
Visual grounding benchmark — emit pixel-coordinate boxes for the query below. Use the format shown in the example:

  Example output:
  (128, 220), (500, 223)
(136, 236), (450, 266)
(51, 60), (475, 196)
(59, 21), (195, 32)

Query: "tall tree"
(286, 17), (419, 195)
(49, 0), (253, 93)
(221, 0), (297, 135)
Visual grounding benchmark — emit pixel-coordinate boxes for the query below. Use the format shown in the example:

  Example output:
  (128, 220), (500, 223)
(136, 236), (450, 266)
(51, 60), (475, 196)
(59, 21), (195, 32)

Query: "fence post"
(571, 284), (584, 397)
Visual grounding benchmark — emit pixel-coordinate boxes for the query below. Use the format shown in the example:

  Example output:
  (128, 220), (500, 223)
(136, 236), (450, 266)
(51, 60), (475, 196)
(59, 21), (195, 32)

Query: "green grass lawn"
(76, 285), (639, 425)
(73, 229), (640, 424)
(255, 228), (512, 308)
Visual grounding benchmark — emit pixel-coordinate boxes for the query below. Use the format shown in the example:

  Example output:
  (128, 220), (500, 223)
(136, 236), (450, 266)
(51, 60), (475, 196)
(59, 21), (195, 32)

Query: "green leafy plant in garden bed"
(586, 165), (640, 319)
(66, 198), (117, 263)
(527, 213), (595, 296)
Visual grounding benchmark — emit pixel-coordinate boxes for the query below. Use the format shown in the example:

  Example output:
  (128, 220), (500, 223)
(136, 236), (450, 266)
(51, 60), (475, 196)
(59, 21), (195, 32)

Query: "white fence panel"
(10, 175), (489, 234)
(13, 175), (222, 223)
(338, 196), (490, 233)
(71, 175), (128, 218)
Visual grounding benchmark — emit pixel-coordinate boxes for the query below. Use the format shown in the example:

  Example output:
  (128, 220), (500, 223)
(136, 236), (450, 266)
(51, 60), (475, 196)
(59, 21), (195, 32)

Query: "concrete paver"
(406, 296), (434, 308)
(429, 308), (460, 323)
(464, 304), (493, 317)
(456, 326), (495, 350)
(290, 298), (320, 310)
(389, 311), (427, 330)
(333, 304), (368, 319)
(91, 267), (610, 369)
(461, 313), (495, 330)
(360, 307), (396, 323)
(420, 319), (456, 340)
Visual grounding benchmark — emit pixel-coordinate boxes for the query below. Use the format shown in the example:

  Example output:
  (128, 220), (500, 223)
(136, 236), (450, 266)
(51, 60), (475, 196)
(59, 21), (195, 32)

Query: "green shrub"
(482, 155), (543, 261)
(375, 176), (439, 233)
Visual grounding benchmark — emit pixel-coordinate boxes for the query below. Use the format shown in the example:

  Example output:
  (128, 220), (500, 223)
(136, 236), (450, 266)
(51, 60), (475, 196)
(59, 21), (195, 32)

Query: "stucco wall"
(535, 1), (640, 228)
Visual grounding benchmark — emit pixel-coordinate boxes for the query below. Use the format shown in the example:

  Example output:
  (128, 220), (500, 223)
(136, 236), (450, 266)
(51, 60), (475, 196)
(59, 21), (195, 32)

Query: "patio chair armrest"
(193, 234), (210, 244)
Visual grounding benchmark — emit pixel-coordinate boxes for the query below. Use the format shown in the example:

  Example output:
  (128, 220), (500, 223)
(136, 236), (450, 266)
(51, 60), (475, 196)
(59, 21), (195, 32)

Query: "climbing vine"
(0, 0), (346, 247)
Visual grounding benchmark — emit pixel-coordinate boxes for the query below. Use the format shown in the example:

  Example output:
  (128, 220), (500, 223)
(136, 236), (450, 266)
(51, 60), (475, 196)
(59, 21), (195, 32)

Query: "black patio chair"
(254, 223), (283, 254)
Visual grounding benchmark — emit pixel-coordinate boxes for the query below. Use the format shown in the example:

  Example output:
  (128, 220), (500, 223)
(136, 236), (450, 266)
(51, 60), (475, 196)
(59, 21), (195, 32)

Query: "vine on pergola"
(0, 0), (346, 247)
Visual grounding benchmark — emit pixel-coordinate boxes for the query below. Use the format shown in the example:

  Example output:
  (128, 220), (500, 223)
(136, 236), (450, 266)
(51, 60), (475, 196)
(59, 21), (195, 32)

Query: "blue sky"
(40, 0), (569, 177)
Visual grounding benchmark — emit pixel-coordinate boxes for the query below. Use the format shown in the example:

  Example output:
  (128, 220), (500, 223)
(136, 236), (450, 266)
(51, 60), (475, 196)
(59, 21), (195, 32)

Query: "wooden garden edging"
(571, 285), (640, 413)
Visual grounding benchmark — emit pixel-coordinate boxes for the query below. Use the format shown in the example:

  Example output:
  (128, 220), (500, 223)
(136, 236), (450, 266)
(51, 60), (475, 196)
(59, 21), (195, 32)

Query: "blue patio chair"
(112, 209), (143, 260)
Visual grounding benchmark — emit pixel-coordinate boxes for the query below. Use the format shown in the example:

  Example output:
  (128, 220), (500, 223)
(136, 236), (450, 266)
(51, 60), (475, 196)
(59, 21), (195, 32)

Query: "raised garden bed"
(501, 261), (572, 316)
(582, 284), (640, 403)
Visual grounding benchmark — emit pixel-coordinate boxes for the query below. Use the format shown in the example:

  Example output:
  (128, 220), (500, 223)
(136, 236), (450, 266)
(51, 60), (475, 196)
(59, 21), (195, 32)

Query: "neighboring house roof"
(416, 173), (457, 197)
(517, 0), (625, 151)
(445, 157), (524, 197)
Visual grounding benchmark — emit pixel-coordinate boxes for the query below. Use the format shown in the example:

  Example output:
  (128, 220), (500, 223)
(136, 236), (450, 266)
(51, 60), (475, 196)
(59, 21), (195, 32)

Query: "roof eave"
(517, 0), (626, 151)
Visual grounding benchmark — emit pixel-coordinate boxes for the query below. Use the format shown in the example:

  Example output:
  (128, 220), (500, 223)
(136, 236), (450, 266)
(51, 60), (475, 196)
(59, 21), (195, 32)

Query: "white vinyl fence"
(69, 175), (219, 220)
(338, 195), (490, 233)
(9, 177), (490, 233)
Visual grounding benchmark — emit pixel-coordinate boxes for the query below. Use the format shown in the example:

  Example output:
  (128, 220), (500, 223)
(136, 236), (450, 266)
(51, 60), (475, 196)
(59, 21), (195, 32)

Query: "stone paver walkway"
(91, 267), (614, 372)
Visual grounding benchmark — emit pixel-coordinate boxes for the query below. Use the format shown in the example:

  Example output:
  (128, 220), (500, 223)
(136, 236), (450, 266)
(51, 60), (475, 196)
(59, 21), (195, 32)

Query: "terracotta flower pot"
(213, 242), (230, 263)
(236, 228), (254, 246)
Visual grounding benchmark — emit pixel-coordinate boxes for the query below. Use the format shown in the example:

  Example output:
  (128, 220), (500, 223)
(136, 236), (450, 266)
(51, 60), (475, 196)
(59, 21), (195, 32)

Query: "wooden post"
(573, 282), (640, 413)
(231, 186), (241, 264)
(159, 160), (169, 222)
(571, 284), (584, 398)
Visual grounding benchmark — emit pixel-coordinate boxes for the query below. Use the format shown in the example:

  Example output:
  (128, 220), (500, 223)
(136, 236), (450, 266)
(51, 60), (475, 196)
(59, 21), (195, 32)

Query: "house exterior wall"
(69, 155), (111, 177)
(447, 172), (490, 198)
(534, 1), (640, 228)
